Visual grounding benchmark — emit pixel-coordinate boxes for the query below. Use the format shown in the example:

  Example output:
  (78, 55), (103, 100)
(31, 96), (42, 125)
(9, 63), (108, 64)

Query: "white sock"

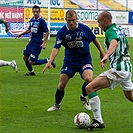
(0, 60), (12, 67)
(90, 95), (104, 123)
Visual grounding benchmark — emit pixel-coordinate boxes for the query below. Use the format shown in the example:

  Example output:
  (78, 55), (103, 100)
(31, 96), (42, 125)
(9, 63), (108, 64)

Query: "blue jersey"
(28, 16), (49, 44)
(54, 23), (96, 67)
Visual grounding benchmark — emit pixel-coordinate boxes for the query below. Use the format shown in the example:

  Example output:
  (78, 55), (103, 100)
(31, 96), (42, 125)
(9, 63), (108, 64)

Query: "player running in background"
(86, 11), (133, 130)
(0, 19), (18, 72)
(42, 10), (105, 111)
(15, 5), (55, 76)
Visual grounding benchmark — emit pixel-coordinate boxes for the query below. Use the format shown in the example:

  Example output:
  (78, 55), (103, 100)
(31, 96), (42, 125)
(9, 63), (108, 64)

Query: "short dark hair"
(32, 5), (40, 12)
(65, 10), (77, 18)
(100, 11), (112, 21)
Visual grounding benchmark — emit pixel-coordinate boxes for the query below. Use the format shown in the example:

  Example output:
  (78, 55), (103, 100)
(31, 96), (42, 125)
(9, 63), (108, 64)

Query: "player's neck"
(34, 15), (41, 20)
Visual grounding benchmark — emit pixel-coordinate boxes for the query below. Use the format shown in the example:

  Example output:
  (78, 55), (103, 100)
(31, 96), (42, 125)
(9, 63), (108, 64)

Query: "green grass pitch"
(0, 37), (133, 133)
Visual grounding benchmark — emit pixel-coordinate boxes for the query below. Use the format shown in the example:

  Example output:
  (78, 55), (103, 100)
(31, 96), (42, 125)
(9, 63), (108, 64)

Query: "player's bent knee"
(29, 60), (35, 65)
(85, 87), (94, 94)
(84, 77), (92, 83)
(23, 56), (29, 62)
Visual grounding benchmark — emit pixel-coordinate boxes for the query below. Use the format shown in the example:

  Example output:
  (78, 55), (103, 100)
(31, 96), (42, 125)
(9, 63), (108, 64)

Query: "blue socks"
(34, 59), (48, 65)
(25, 59), (48, 72)
(82, 82), (87, 96)
(25, 61), (33, 71)
(55, 88), (64, 105)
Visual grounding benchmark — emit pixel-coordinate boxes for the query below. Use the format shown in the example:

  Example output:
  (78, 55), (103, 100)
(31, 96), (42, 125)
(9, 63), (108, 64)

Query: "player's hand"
(42, 62), (51, 73)
(100, 55), (108, 68)
(100, 61), (106, 68)
(41, 42), (46, 49)
(100, 51), (105, 60)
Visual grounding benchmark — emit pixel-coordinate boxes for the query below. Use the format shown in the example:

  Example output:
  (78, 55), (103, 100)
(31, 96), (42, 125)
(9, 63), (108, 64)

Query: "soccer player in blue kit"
(15, 5), (55, 76)
(42, 10), (105, 111)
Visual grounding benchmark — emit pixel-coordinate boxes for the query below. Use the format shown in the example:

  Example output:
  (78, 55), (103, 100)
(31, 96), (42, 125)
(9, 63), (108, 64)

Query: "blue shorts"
(60, 64), (93, 78)
(23, 42), (42, 62)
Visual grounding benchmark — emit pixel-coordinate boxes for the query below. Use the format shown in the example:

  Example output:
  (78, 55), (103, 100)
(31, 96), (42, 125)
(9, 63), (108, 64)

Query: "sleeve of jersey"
(42, 19), (49, 32)
(54, 30), (63, 49)
(106, 30), (119, 43)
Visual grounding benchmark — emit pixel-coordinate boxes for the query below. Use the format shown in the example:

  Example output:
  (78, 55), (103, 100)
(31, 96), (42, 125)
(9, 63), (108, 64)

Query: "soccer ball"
(74, 112), (91, 128)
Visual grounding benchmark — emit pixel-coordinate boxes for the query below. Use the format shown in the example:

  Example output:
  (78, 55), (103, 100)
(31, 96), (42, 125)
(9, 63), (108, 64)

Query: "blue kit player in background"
(15, 5), (56, 76)
(42, 10), (105, 111)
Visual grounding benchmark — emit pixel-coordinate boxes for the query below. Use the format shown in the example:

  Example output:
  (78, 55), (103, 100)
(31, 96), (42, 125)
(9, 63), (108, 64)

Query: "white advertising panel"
(24, 0), (64, 8)
(111, 11), (128, 24)
(73, 10), (102, 21)
(119, 25), (133, 37)
(72, 10), (128, 24)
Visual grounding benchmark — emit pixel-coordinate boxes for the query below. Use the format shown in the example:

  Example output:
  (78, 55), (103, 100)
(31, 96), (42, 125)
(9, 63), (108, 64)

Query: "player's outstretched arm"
(42, 48), (59, 73)
(41, 31), (50, 49)
(15, 30), (31, 39)
(100, 55), (108, 68)
(100, 39), (118, 68)
(93, 38), (105, 60)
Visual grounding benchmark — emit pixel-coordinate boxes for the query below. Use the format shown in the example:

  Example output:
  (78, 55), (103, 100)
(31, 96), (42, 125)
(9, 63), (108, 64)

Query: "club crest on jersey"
(66, 34), (71, 40)
(76, 31), (84, 37)
(33, 22), (39, 27)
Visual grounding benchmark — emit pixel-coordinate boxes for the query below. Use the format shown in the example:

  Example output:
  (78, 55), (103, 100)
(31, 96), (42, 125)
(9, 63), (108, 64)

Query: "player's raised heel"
(87, 119), (105, 131)
(80, 94), (91, 111)
(47, 104), (60, 111)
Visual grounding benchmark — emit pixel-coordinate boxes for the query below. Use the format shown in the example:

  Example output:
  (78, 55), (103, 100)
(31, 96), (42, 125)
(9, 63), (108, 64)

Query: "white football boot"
(47, 104), (60, 112)
(80, 94), (91, 111)
(11, 60), (18, 72)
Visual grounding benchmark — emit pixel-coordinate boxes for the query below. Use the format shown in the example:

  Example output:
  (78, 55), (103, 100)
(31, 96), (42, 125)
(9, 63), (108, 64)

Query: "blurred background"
(0, 0), (133, 38)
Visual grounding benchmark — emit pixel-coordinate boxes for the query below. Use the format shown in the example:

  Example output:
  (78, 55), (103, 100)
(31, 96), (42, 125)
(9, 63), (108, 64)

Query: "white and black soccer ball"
(74, 112), (91, 128)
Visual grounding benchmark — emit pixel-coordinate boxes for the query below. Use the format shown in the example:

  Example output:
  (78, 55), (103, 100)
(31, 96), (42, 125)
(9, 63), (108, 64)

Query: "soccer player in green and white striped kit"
(86, 11), (133, 130)
(0, 19), (18, 72)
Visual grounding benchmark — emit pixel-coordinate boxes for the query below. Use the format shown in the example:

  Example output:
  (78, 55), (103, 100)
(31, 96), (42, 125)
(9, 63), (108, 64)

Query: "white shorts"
(99, 69), (133, 91)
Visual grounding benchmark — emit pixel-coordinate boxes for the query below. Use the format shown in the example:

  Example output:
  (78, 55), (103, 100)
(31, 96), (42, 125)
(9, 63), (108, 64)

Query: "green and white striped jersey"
(104, 23), (132, 72)
(0, 19), (4, 24)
